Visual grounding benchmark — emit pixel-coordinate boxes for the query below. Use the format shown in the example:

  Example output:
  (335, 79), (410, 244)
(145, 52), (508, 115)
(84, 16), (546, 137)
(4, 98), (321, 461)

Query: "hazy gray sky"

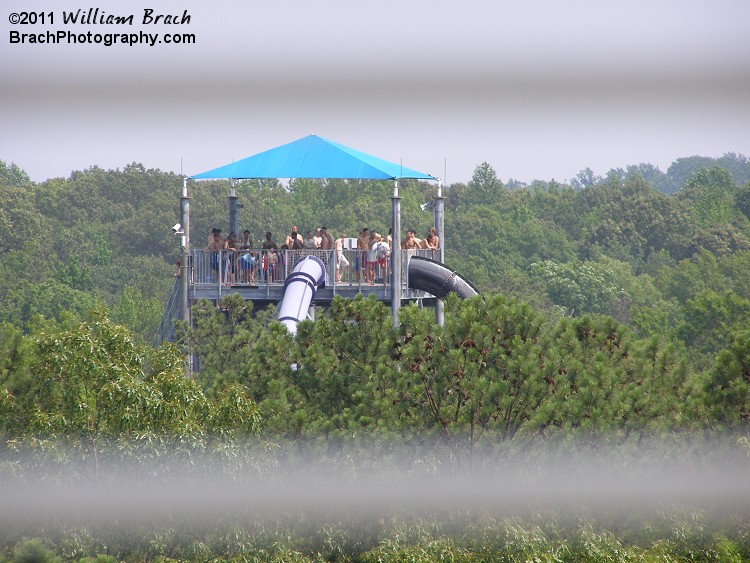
(3, 0), (750, 184)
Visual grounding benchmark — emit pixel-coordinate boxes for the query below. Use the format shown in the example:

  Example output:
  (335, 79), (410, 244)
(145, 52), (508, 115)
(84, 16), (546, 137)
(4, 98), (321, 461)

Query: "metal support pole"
(180, 178), (190, 324)
(228, 181), (239, 235)
(180, 177), (192, 376)
(391, 179), (402, 327)
(435, 179), (446, 326)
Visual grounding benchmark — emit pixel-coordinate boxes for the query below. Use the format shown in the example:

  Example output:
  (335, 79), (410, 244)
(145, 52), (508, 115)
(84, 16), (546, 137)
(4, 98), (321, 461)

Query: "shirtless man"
(356, 228), (369, 282)
(207, 227), (222, 246)
(206, 230), (223, 251)
(223, 232), (240, 283)
(262, 231), (279, 282)
(262, 231), (278, 250)
(285, 226), (304, 249)
(421, 227), (439, 251)
(205, 230), (224, 281)
(401, 229), (421, 250)
(319, 226), (334, 250)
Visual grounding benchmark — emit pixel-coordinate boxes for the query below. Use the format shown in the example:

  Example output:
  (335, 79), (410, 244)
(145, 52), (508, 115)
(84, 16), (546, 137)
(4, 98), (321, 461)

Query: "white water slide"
(278, 255), (477, 335)
(276, 256), (327, 335)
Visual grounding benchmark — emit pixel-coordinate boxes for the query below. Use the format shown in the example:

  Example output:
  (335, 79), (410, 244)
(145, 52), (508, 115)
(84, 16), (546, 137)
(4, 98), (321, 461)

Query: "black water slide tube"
(407, 256), (478, 299)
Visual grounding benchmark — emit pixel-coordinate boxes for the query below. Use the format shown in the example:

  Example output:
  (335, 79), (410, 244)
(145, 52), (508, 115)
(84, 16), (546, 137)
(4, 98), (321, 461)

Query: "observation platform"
(157, 248), (476, 345)
(188, 247), (437, 307)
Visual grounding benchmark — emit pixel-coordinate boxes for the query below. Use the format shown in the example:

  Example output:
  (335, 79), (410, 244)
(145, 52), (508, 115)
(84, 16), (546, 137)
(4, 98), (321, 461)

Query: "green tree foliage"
(444, 177), (577, 304)
(0, 164), (180, 338)
(1, 310), (260, 478)
(55, 256), (93, 291)
(576, 175), (696, 264)
(705, 330), (750, 428)
(658, 250), (718, 304)
(736, 182), (750, 221)
(10, 538), (59, 563)
(183, 294), (301, 434)
(570, 167), (602, 191)
(624, 162), (677, 194)
(0, 323), (33, 442)
(524, 180), (584, 239)
(685, 223), (750, 257)
(0, 184), (52, 254)
(293, 296), (397, 439)
(553, 316), (692, 433)
(0, 279), (99, 331)
(0, 160), (31, 187)
(392, 296), (556, 446)
(676, 289), (750, 356)
(669, 155), (726, 189)
(109, 286), (164, 341)
(678, 166), (738, 226)
(669, 153), (750, 189)
(183, 293), (695, 453)
(529, 259), (627, 317)
(463, 161), (505, 205)
(530, 255), (670, 329)
(659, 251), (750, 360)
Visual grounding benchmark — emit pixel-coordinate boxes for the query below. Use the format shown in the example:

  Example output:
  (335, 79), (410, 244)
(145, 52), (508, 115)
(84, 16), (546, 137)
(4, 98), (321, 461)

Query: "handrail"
(190, 247), (440, 292)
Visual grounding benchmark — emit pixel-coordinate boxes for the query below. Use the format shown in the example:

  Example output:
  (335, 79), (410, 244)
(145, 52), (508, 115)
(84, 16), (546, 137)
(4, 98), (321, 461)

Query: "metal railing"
(190, 247), (440, 292)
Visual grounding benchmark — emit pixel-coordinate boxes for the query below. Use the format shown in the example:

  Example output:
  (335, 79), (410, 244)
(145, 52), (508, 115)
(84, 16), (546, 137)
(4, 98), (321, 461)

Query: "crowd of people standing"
(203, 224), (439, 285)
(204, 225), (338, 284)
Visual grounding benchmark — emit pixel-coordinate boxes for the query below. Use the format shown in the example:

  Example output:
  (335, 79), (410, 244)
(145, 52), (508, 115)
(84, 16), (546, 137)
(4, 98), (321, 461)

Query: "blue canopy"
(190, 134), (435, 180)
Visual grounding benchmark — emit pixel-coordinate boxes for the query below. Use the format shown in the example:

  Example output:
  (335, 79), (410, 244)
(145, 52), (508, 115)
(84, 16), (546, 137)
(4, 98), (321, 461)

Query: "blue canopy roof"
(190, 134), (435, 180)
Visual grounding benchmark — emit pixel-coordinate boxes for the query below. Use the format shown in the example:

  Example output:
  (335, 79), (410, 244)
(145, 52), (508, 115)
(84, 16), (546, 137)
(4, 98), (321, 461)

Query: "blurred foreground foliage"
(1, 504), (749, 562)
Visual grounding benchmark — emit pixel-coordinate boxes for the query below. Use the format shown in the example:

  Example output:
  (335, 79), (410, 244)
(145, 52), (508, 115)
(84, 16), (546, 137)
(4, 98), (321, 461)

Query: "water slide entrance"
(407, 256), (478, 300)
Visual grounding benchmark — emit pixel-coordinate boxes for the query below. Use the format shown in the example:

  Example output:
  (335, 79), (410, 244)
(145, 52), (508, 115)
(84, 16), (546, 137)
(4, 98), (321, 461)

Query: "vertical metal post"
(180, 177), (192, 376)
(391, 179), (401, 327)
(180, 178), (190, 324)
(434, 179), (446, 326)
(228, 180), (239, 235)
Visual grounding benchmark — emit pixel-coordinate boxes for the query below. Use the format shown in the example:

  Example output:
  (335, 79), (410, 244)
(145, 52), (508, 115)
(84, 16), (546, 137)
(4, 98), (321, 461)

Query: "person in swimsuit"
(356, 228), (369, 283)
